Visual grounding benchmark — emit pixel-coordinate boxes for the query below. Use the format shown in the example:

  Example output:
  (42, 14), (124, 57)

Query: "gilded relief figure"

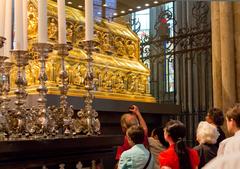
(25, 60), (40, 85)
(28, 3), (38, 37)
(102, 71), (113, 91)
(75, 25), (85, 47)
(102, 33), (113, 55)
(66, 23), (74, 43)
(126, 40), (136, 59)
(138, 75), (147, 94)
(114, 36), (126, 57)
(127, 73), (137, 92)
(114, 72), (125, 92)
(93, 30), (103, 53)
(72, 64), (86, 87)
(48, 18), (58, 40)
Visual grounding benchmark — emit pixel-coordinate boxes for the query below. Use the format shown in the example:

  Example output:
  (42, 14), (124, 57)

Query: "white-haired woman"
(194, 121), (219, 168)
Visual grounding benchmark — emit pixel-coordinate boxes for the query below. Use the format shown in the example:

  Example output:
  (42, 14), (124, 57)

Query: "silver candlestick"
(11, 50), (29, 137)
(0, 38), (7, 138)
(0, 56), (8, 105)
(77, 40), (100, 136)
(1, 62), (14, 111)
(33, 43), (53, 136)
(54, 43), (74, 136)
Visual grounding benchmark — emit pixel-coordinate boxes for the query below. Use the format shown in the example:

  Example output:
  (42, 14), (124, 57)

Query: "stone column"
(233, 2), (240, 103)
(219, 2), (236, 111)
(211, 2), (222, 109)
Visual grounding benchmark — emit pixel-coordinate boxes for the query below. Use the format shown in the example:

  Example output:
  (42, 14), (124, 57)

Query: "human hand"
(129, 105), (140, 115)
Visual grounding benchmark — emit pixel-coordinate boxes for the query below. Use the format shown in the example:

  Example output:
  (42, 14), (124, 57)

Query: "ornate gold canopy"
(10, 0), (155, 103)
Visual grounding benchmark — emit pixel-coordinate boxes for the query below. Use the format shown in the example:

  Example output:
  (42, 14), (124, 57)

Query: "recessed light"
(136, 6), (141, 9)
(128, 8), (133, 11)
(153, 1), (159, 4)
(78, 5), (83, 8)
(113, 13), (118, 16)
(145, 3), (150, 7)
(121, 10), (125, 14)
(67, 1), (72, 5)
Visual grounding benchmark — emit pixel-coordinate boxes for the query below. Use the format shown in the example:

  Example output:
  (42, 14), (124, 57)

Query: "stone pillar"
(219, 2), (236, 111)
(233, 2), (240, 103)
(211, 2), (222, 109)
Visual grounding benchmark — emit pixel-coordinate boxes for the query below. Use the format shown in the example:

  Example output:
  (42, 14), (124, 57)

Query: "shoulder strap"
(143, 151), (152, 169)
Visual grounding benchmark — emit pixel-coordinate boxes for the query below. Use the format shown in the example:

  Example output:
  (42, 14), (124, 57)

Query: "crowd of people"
(116, 104), (240, 169)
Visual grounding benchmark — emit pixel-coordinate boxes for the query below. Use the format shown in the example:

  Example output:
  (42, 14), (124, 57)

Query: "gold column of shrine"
(10, 0), (155, 103)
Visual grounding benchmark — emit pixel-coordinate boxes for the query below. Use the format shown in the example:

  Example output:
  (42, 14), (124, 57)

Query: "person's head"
(164, 120), (186, 143)
(120, 113), (139, 134)
(164, 120), (192, 169)
(226, 104), (240, 134)
(196, 121), (219, 144)
(151, 127), (169, 148)
(206, 108), (224, 126)
(126, 125), (144, 147)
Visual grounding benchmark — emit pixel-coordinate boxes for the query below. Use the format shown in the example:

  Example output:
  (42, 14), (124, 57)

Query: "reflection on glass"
(93, 0), (117, 20)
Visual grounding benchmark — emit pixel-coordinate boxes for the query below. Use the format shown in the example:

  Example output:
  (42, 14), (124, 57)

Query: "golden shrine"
(10, 0), (155, 103)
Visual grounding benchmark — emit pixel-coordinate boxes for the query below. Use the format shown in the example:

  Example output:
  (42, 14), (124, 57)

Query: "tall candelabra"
(77, 40), (100, 136)
(32, 43), (53, 137)
(53, 43), (74, 136)
(10, 50), (29, 137)
(0, 37), (7, 138)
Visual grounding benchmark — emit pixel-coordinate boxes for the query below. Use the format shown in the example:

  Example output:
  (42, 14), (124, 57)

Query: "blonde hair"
(196, 121), (219, 144)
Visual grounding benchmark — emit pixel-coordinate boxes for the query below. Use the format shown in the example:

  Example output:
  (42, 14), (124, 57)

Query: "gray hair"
(120, 113), (139, 129)
(196, 121), (220, 144)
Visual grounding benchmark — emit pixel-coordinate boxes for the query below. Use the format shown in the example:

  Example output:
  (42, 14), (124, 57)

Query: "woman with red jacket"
(159, 120), (199, 169)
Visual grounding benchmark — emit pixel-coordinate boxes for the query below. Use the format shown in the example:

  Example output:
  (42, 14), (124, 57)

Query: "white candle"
(14, 0), (23, 50)
(4, 0), (13, 59)
(0, 0), (6, 37)
(38, 0), (48, 43)
(85, 0), (94, 41)
(23, 0), (28, 50)
(0, 0), (6, 55)
(57, 0), (66, 44)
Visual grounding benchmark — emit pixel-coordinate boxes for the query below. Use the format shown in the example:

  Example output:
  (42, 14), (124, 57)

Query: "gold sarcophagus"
(10, 0), (155, 103)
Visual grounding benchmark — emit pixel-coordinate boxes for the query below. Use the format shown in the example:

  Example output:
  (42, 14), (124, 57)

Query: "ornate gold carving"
(9, 0), (155, 103)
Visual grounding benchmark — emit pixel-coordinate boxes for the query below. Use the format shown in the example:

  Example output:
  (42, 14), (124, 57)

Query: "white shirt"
(217, 130), (240, 156)
(202, 152), (240, 169)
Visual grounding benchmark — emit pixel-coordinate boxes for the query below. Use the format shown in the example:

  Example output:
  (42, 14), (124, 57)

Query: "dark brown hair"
(127, 125), (144, 144)
(208, 108), (224, 126)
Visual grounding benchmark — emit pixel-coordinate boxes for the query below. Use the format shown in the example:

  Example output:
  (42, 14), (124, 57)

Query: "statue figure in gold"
(102, 71), (113, 91)
(114, 72), (125, 92)
(126, 40), (136, 59)
(75, 25), (85, 47)
(114, 36), (126, 57)
(138, 75), (147, 94)
(127, 73), (138, 92)
(66, 23), (74, 43)
(28, 3), (38, 37)
(72, 64), (86, 87)
(48, 18), (58, 40)
(93, 30), (103, 53)
(102, 33), (112, 55)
